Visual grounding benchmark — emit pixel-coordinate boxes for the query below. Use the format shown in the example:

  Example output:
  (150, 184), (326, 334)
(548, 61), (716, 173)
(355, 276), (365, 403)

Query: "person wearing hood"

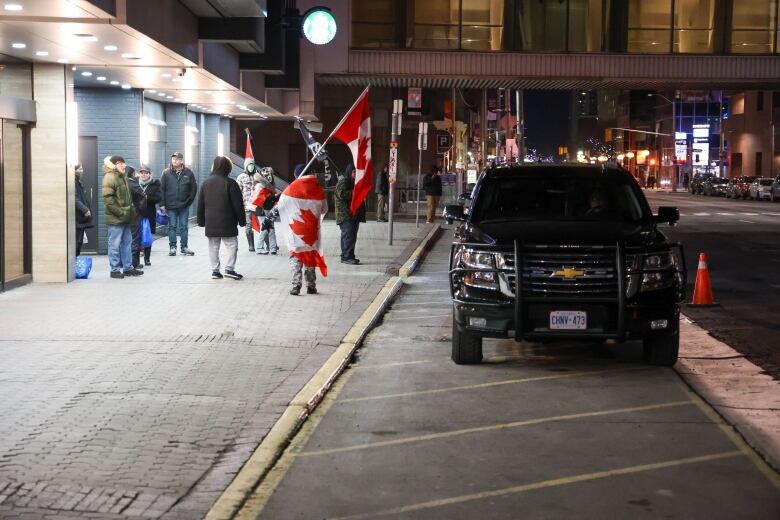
(102, 155), (143, 278)
(74, 164), (93, 256)
(136, 165), (162, 266)
(236, 160), (258, 252)
(160, 151), (197, 256)
(126, 165), (148, 269)
(335, 164), (366, 265)
(197, 156), (246, 280)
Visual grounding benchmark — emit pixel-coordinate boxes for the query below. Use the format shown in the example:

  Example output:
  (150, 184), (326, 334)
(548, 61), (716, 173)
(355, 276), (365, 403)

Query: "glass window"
(731, 0), (777, 54)
(518, 0), (567, 51)
(352, 0), (399, 48)
(674, 0), (714, 53)
(461, 0), (505, 51)
(568, 0), (603, 52)
(628, 0), (672, 53)
(412, 0), (460, 49)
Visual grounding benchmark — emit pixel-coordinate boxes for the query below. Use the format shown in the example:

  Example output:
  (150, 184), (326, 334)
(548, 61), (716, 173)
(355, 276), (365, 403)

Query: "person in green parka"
(102, 155), (143, 279)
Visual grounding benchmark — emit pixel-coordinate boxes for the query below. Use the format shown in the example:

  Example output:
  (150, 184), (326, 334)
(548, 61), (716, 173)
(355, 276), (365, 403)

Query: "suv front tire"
(642, 330), (680, 366)
(451, 319), (483, 364)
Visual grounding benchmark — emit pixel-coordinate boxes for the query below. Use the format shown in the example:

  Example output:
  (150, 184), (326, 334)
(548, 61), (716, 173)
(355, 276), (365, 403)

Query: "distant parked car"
(702, 177), (729, 196)
(771, 176), (780, 202)
(749, 178), (773, 200)
(689, 173), (713, 194)
(725, 178), (740, 198)
(731, 176), (757, 199)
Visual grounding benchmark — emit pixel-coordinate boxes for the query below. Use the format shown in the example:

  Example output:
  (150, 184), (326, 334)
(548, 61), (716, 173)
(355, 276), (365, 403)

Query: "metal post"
(516, 89), (524, 162)
(416, 122), (428, 227)
(481, 89), (487, 167)
(389, 98), (402, 245)
(719, 90), (725, 178)
(671, 94), (678, 192)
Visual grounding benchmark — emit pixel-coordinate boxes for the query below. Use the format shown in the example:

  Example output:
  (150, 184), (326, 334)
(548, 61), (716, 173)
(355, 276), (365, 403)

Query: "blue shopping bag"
(156, 208), (169, 226)
(141, 217), (154, 247)
(75, 256), (92, 279)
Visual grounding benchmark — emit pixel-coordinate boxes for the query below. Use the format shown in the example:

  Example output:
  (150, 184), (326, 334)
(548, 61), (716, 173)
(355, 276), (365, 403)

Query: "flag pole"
(296, 85), (370, 178)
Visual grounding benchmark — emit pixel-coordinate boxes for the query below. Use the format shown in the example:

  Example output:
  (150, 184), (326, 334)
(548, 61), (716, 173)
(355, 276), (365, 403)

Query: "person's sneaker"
(144, 259), (151, 266)
(180, 248), (195, 256)
(306, 286), (317, 294)
(224, 270), (243, 280)
(341, 258), (360, 265)
(289, 285), (301, 295)
(135, 263), (144, 270)
(124, 268), (144, 276)
(248, 246), (256, 253)
(270, 251), (278, 255)
(211, 271), (223, 279)
(169, 247), (176, 256)
(110, 271), (124, 279)
(257, 250), (269, 255)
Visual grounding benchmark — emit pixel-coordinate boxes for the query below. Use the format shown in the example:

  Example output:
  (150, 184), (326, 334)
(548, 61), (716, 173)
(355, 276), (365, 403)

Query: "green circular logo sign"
(302, 8), (337, 45)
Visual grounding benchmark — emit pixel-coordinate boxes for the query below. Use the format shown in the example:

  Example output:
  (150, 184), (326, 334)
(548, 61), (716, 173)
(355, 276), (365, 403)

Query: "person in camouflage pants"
(289, 256), (316, 294)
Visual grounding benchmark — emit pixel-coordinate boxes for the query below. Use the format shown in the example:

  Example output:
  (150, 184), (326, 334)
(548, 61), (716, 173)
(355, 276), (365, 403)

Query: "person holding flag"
(335, 164), (366, 264)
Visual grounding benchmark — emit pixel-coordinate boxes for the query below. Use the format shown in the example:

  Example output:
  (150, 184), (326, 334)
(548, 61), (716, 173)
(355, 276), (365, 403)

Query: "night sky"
(524, 90), (572, 158)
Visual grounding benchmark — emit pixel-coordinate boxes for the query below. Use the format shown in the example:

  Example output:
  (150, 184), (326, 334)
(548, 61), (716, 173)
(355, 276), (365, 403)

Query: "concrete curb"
(676, 313), (780, 477)
(206, 225), (445, 520)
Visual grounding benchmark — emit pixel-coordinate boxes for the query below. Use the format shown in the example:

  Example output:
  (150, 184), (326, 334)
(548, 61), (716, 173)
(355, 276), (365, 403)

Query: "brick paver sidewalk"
(0, 220), (431, 519)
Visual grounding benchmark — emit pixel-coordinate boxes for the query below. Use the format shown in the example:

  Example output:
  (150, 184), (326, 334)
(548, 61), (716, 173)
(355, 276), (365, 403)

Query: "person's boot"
(246, 232), (255, 252)
(307, 286), (317, 294)
(290, 285), (301, 295)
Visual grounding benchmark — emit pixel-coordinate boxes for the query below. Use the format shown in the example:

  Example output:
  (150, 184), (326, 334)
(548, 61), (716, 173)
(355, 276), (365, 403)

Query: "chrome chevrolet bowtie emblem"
(552, 267), (586, 279)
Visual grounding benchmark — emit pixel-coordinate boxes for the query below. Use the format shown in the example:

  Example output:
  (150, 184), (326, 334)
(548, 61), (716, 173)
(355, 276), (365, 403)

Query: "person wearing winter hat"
(197, 156), (246, 280)
(137, 165), (162, 266)
(102, 155), (143, 278)
(160, 151), (198, 256)
(236, 160), (258, 252)
(335, 164), (366, 265)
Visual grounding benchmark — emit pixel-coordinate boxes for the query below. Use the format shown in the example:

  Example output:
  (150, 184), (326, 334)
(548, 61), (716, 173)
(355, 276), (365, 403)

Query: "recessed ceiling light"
(148, 90), (157, 93)
(104, 45), (118, 51)
(35, 51), (49, 57)
(11, 42), (26, 49)
(72, 66), (77, 71)
(161, 73), (171, 78)
(4, 4), (23, 11)
(121, 53), (140, 60)
(57, 58), (68, 63)
(166, 95), (173, 99)
(96, 76), (106, 81)
(172, 78), (181, 83)
(157, 92), (165, 97)
(110, 80), (119, 85)
(81, 71), (92, 77)
(121, 84), (131, 89)
(74, 34), (98, 42)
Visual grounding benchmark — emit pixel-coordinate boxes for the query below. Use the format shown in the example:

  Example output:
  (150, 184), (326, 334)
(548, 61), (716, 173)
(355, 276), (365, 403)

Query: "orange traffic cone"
(689, 252), (718, 306)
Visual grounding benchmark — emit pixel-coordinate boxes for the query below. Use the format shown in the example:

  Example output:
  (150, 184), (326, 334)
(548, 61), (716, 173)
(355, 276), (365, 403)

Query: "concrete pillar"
(165, 103), (187, 162)
(30, 64), (72, 282)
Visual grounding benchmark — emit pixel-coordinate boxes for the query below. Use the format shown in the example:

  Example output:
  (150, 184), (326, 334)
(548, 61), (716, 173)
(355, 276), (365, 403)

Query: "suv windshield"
(471, 173), (647, 223)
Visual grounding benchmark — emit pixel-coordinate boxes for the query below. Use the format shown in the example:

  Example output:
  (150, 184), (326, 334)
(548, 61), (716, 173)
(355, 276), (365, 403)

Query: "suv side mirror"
(655, 206), (679, 226)
(443, 204), (466, 222)
(458, 192), (471, 201)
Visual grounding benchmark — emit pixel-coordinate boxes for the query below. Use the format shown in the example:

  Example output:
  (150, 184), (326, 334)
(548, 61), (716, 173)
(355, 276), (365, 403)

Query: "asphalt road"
(243, 231), (780, 519)
(644, 190), (780, 379)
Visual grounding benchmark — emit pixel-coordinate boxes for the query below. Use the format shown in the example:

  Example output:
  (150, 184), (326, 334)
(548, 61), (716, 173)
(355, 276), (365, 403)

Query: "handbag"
(156, 208), (169, 226)
(75, 256), (92, 279)
(141, 217), (154, 247)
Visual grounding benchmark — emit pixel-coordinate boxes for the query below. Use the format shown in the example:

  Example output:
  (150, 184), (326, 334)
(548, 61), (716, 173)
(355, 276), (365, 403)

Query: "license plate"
(550, 311), (587, 330)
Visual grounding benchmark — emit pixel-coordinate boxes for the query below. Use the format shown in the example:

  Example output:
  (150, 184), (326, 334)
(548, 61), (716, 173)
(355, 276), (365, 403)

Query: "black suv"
(445, 165), (685, 366)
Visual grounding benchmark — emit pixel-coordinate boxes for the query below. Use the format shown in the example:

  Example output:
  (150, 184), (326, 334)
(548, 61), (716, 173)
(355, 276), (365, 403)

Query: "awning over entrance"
(317, 50), (780, 91)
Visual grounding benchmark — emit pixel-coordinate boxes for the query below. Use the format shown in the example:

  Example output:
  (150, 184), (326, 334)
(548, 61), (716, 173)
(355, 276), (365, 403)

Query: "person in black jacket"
(137, 165), (162, 266)
(423, 164), (443, 223)
(126, 166), (147, 269)
(160, 151), (198, 256)
(74, 164), (93, 256)
(197, 156), (246, 280)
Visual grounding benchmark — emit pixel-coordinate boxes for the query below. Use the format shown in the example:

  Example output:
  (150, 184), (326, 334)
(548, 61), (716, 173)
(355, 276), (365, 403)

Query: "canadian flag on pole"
(244, 129), (255, 168)
(331, 87), (371, 214)
(276, 175), (329, 276)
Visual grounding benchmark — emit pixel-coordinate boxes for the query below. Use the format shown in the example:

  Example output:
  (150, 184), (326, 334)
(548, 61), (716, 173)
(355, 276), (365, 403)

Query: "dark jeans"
(339, 220), (360, 261)
(76, 229), (85, 256)
(167, 207), (190, 249)
(131, 217), (141, 267)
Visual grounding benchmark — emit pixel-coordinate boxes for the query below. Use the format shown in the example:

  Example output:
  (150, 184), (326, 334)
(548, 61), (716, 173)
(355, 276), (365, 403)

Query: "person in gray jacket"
(160, 151), (197, 256)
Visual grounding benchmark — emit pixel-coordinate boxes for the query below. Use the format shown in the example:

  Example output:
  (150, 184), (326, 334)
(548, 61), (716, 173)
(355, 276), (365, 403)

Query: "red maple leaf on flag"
(357, 135), (370, 170)
(289, 209), (319, 246)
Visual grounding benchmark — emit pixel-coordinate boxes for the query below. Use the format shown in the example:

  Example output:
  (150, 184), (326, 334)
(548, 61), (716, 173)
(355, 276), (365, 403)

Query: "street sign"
(389, 146), (398, 184)
(418, 122), (429, 150)
(436, 131), (452, 154)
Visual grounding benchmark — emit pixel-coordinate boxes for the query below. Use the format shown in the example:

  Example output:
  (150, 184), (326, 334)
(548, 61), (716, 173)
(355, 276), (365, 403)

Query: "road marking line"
(352, 360), (434, 370)
(716, 212), (734, 216)
(336, 366), (647, 404)
(693, 212), (710, 216)
(330, 451), (744, 520)
(671, 375), (780, 492)
(739, 212), (759, 216)
(738, 220), (754, 224)
(300, 401), (694, 457)
(763, 212), (780, 216)
(392, 301), (451, 306)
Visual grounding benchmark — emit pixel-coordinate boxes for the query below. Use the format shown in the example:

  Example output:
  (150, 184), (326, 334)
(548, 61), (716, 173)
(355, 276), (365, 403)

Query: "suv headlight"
(455, 247), (498, 290)
(640, 252), (675, 291)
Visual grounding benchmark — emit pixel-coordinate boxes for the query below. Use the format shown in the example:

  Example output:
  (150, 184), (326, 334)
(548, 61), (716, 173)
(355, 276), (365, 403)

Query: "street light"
(648, 92), (678, 192)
